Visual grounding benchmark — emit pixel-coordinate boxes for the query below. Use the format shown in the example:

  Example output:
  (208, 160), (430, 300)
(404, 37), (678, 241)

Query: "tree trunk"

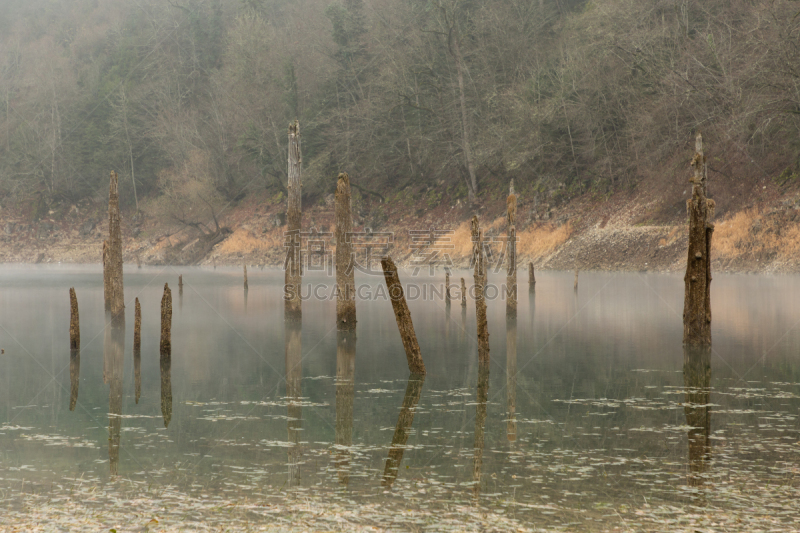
(529, 262), (535, 292)
(243, 264), (248, 290)
(472, 216), (490, 364)
(106, 171), (125, 317)
(381, 256), (426, 374)
(160, 283), (172, 357)
(461, 277), (467, 307)
(683, 133), (714, 346)
(160, 342), (172, 429)
(445, 271), (451, 304)
(451, 30), (477, 203)
(102, 240), (111, 313)
(69, 348), (79, 412)
(285, 121), (303, 321)
(506, 190), (517, 318)
(134, 297), (141, 405)
(69, 287), (79, 350)
(336, 173), (356, 330)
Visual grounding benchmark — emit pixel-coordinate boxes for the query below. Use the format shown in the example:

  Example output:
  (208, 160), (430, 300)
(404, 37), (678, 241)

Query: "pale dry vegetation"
(714, 208), (800, 263)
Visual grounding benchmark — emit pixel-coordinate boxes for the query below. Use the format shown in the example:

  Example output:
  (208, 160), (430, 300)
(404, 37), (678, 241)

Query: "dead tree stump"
(106, 171), (125, 317)
(574, 269), (579, 292)
(472, 216), (490, 364)
(102, 241), (110, 313)
(684, 133), (714, 346)
(243, 264), (248, 291)
(460, 277), (467, 307)
(134, 297), (141, 352)
(69, 349), (80, 411)
(160, 283), (172, 356)
(285, 121), (303, 321)
(445, 271), (451, 305)
(69, 287), (80, 350)
(506, 186), (517, 317)
(335, 173), (356, 330)
(381, 256), (426, 375)
(529, 262), (535, 292)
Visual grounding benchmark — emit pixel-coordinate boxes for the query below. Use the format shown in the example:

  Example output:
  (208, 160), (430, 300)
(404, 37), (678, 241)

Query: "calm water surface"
(1, 265), (799, 531)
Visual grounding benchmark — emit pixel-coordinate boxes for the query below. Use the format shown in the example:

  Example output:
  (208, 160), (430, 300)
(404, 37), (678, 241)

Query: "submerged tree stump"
(684, 133), (714, 346)
(529, 262), (535, 292)
(69, 287), (80, 350)
(506, 186), (517, 317)
(381, 256), (426, 375)
(460, 277), (467, 307)
(102, 240), (111, 313)
(106, 171), (125, 317)
(243, 264), (248, 291)
(160, 283), (172, 356)
(335, 173), (356, 330)
(285, 121), (303, 321)
(472, 216), (490, 364)
(134, 297), (141, 352)
(445, 271), (451, 305)
(134, 297), (141, 405)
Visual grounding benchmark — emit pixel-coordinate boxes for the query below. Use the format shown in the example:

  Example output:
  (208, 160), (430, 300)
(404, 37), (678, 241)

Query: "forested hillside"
(0, 0), (799, 242)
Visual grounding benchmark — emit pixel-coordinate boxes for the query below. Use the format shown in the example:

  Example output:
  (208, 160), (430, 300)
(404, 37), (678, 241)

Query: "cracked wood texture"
(472, 216), (490, 364)
(335, 173), (356, 330)
(683, 133), (714, 346)
(381, 256), (426, 374)
(106, 171), (125, 317)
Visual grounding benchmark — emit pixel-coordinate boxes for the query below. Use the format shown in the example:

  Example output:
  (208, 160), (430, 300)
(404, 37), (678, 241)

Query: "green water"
(1, 265), (799, 531)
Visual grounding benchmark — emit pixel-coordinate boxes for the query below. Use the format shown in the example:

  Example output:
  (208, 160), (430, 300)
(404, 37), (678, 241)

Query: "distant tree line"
(0, 0), (798, 224)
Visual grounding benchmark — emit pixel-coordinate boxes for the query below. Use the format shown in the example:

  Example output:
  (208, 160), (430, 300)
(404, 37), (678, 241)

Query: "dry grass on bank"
(215, 228), (278, 255)
(713, 208), (800, 261)
(518, 222), (573, 261)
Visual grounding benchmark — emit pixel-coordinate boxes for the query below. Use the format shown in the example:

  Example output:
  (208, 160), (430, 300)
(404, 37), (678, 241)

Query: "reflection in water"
(134, 346), (141, 405)
(285, 320), (303, 488)
(472, 363), (490, 498)
(160, 351), (172, 428)
(69, 349), (79, 411)
(506, 317), (517, 443)
(244, 287), (248, 312)
(684, 346), (711, 488)
(106, 313), (125, 476)
(382, 374), (425, 488)
(445, 301), (450, 341)
(334, 331), (356, 486)
(460, 306), (466, 343)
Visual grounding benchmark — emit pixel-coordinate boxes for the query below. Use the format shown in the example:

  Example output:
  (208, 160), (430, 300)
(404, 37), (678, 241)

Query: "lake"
(1, 265), (799, 531)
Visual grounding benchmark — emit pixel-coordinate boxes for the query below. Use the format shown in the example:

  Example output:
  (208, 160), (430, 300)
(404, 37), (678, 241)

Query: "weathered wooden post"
(242, 264), (248, 291)
(506, 184), (517, 317)
(335, 173), (356, 330)
(684, 133), (714, 347)
(529, 262), (535, 292)
(102, 240), (111, 313)
(574, 269), (579, 292)
(381, 256), (426, 375)
(134, 297), (141, 404)
(445, 271), (451, 305)
(106, 170), (125, 318)
(160, 283), (172, 357)
(382, 374), (425, 488)
(285, 121), (303, 321)
(471, 216), (490, 364)
(335, 331), (356, 486)
(460, 277), (467, 307)
(178, 275), (183, 292)
(69, 288), (80, 350)
(472, 362), (490, 498)
(136, 254), (141, 269)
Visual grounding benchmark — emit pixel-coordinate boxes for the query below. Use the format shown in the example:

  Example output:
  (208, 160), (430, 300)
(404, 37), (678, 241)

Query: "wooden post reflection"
(506, 316), (517, 444)
(382, 374), (425, 488)
(285, 319), (303, 487)
(472, 362), (490, 499)
(684, 345), (711, 488)
(335, 331), (356, 486)
(107, 312), (125, 476)
(160, 284), (172, 428)
(69, 349), (79, 411)
(134, 298), (141, 405)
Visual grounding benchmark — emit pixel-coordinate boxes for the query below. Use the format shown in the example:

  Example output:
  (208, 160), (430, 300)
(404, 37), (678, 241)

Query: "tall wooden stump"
(243, 265), (248, 290)
(160, 284), (172, 357)
(529, 262), (535, 292)
(574, 269), (579, 292)
(160, 284), (172, 428)
(284, 121), (303, 321)
(102, 241), (111, 313)
(134, 298), (141, 404)
(684, 133), (714, 347)
(106, 171), (125, 317)
(69, 288), (80, 350)
(382, 374), (425, 488)
(445, 271), (451, 305)
(335, 331), (356, 486)
(381, 256), (426, 375)
(506, 187), (517, 317)
(285, 319), (303, 487)
(335, 173), (356, 330)
(472, 216), (490, 364)
(460, 277), (467, 307)
(472, 362), (490, 499)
